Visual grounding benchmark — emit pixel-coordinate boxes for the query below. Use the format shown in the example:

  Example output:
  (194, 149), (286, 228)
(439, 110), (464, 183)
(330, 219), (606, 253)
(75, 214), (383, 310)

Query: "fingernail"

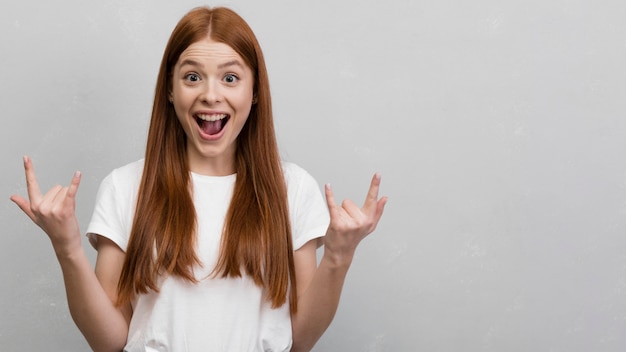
(74, 171), (82, 178)
(23, 155), (28, 164)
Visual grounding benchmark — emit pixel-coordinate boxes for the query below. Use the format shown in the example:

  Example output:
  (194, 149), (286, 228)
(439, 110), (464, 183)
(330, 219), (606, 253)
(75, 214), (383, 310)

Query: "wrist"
(322, 246), (354, 270)
(52, 240), (84, 262)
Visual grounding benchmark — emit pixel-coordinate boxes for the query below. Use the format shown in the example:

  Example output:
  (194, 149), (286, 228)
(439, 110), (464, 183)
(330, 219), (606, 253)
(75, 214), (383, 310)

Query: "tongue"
(201, 119), (223, 135)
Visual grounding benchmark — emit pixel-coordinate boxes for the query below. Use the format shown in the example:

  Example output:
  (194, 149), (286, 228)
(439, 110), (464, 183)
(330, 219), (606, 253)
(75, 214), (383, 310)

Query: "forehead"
(176, 37), (247, 67)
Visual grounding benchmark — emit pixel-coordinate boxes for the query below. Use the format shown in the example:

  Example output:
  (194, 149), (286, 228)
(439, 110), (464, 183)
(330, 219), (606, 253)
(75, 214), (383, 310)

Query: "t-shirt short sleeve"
(283, 162), (330, 250)
(86, 160), (143, 252)
(87, 160), (326, 253)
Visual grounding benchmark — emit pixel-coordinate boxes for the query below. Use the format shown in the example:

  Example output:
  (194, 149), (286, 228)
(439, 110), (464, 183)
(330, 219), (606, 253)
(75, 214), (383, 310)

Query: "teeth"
(195, 113), (227, 121)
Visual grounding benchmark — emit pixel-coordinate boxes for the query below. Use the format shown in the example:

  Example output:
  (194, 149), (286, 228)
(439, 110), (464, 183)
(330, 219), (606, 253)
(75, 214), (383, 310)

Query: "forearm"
(11, 158), (129, 351)
(56, 247), (128, 352)
(291, 250), (353, 352)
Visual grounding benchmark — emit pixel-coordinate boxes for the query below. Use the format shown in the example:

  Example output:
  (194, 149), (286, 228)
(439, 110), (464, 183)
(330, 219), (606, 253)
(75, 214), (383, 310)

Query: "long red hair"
(117, 7), (296, 311)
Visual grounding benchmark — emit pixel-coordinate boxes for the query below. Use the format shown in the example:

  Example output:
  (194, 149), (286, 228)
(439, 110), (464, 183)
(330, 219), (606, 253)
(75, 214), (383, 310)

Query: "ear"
(252, 94), (258, 105)
(168, 92), (174, 103)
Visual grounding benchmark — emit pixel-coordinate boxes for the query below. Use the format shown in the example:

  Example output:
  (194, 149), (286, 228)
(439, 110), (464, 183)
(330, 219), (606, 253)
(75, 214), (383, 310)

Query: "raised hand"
(323, 173), (388, 267)
(10, 156), (83, 257)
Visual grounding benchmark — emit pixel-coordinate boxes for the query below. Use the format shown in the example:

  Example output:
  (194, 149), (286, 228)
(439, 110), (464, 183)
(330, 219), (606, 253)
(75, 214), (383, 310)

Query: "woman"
(11, 7), (386, 351)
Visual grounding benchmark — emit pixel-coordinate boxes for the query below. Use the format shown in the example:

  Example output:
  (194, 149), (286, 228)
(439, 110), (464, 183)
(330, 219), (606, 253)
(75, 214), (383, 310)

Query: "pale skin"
(291, 176), (387, 352)
(10, 157), (130, 351)
(11, 38), (387, 352)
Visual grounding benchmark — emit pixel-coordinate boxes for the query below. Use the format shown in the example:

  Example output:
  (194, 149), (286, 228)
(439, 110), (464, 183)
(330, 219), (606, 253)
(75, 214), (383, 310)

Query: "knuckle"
(29, 203), (41, 215)
(330, 222), (348, 233)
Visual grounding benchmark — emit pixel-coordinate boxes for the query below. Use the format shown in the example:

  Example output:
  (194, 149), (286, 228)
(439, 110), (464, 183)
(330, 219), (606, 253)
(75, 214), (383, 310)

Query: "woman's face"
(170, 36), (255, 176)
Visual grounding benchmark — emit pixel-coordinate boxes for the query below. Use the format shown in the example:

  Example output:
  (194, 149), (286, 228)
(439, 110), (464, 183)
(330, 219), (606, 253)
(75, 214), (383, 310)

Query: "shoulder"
(281, 161), (316, 186)
(108, 159), (144, 182)
(87, 159), (145, 251)
(101, 159), (144, 192)
(95, 159), (145, 205)
(280, 160), (325, 206)
(280, 161), (329, 249)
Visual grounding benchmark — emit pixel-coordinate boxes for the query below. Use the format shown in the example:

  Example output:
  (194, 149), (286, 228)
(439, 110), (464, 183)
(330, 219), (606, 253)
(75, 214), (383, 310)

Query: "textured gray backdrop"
(3, 0), (626, 351)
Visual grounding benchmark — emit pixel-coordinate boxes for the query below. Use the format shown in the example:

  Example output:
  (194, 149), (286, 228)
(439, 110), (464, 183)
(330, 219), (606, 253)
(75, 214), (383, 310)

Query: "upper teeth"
(196, 113), (227, 121)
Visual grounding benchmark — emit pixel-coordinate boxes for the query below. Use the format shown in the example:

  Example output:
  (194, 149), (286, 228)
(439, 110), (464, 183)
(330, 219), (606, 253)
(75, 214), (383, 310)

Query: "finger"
(369, 196), (388, 233)
(39, 184), (64, 213)
(372, 196), (388, 224)
(65, 171), (82, 200)
(324, 183), (340, 213)
(51, 172), (81, 215)
(23, 156), (42, 202)
(9, 194), (37, 222)
(51, 185), (69, 205)
(361, 173), (384, 215)
(50, 187), (71, 217)
(41, 170), (81, 203)
(363, 173), (382, 205)
(341, 198), (362, 218)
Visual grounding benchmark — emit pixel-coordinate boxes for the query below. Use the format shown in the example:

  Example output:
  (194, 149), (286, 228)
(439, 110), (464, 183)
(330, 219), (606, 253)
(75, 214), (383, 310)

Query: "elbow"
(90, 342), (125, 352)
(81, 329), (127, 352)
(291, 328), (322, 352)
(88, 340), (125, 352)
(291, 341), (313, 352)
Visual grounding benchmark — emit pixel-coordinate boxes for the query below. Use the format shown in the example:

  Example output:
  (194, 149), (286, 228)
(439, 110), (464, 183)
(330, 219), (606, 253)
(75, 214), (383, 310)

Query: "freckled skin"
(171, 37), (255, 176)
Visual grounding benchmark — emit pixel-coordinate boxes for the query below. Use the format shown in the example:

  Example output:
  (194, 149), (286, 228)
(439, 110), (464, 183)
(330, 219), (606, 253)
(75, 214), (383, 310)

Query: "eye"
(224, 73), (239, 84)
(184, 73), (201, 82)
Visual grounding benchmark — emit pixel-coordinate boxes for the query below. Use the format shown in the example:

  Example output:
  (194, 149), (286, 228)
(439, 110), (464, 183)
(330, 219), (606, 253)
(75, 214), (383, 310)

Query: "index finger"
(23, 156), (42, 201)
(324, 183), (339, 212)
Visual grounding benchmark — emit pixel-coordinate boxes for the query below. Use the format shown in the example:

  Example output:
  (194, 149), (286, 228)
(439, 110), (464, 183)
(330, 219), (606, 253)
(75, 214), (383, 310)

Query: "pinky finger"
(66, 171), (82, 199)
(374, 196), (388, 222)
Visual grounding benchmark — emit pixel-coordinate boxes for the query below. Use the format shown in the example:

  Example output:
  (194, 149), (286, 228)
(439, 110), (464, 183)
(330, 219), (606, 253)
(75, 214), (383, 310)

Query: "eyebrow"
(218, 60), (244, 69)
(179, 59), (203, 68)
(178, 59), (245, 70)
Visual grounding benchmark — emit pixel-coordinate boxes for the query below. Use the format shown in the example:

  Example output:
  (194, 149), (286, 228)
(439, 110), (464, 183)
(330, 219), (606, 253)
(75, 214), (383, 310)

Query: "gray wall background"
(2, 0), (626, 351)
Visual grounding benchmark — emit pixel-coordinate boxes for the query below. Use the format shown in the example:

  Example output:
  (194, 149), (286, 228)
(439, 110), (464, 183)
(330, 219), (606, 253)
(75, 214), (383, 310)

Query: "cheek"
(238, 99), (253, 120)
(172, 90), (193, 116)
(175, 113), (189, 134)
(173, 103), (193, 133)
(239, 89), (255, 110)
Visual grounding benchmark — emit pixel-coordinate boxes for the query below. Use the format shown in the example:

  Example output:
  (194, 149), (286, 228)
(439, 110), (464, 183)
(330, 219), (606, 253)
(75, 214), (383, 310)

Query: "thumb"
(10, 194), (37, 223)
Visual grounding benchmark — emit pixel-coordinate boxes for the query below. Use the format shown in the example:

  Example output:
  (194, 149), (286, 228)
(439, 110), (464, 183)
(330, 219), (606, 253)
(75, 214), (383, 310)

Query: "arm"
(57, 237), (131, 351)
(291, 173), (387, 352)
(10, 156), (130, 352)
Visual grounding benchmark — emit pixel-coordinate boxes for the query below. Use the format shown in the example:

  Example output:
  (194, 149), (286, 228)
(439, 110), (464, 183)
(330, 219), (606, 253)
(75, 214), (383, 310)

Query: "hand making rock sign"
(10, 156), (83, 257)
(323, 174), (388, 267)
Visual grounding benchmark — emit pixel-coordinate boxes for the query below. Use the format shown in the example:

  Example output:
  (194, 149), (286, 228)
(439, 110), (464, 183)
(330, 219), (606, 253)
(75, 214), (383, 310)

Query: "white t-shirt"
(86, 159), (329, 352)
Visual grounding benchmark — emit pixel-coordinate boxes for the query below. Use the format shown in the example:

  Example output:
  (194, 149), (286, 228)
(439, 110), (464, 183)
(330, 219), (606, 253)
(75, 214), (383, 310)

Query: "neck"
(187, 152), (236, 176)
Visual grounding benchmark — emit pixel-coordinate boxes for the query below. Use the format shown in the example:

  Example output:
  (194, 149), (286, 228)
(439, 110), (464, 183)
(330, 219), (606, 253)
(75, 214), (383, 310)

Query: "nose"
(200, 79), (222, 105)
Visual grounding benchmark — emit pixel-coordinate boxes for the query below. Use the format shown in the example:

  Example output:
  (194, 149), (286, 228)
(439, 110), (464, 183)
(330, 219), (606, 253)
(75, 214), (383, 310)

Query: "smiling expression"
(170, 36), (255, 176)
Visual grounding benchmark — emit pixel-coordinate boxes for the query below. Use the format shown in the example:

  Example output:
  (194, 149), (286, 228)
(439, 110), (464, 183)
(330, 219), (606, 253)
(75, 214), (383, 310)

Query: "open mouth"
(194, 113), (230, 135)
